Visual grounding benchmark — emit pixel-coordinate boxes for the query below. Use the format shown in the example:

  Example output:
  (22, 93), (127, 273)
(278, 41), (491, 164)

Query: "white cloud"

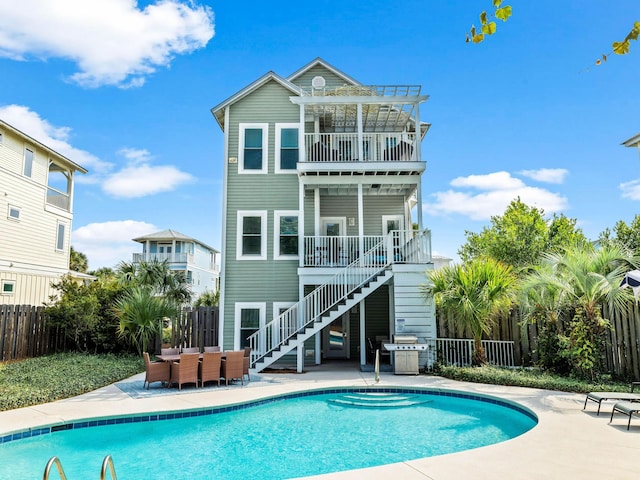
(0, 0), (214, 88)
(102, 163), (194, 198)
(620, 179), (640, 200)
(117, 147), (153, 165)
(425, 171), (568, 221)
(519, 168), (569, 184)
(72, 220), (157, 270)
(0, 104), (112, 174)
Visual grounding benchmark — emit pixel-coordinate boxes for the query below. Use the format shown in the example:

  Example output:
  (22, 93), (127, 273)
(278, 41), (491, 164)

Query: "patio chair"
(583, 385), (640, 415)
(221, 350), (244, 385)
(161, 347), (179, 356)
(200, 351), (222, 387)
(204, 346), (221, 353)
(143, 352), (170, 389)
(243, 347), (252, 382)
(169, 353), (200, 390)
(182, 347), (200, 354)
(609, 401), (640, 430)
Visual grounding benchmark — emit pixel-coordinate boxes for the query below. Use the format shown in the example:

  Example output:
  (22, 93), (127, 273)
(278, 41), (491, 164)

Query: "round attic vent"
(311, 76), (326, 89)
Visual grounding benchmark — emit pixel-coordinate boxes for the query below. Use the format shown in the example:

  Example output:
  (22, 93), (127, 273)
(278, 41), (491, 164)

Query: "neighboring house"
(0, 119), (88, 306)
(211, 58), (436, 373)
(623, 132), (640, 158)
(131, 229), (220, 300)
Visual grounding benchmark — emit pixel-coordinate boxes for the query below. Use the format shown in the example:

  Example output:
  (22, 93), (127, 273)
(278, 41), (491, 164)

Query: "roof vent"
(311, 76), (326, 89)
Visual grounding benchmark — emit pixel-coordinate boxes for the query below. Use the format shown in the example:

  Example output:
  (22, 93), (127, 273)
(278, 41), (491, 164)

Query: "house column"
(314, 188), (320, 235)
(298, 180), (305, 267)
(172, 239), (176, 262)
(357, 104), (363, 161)
(414, 102), (421, 162)
(358, 184), (364, 260)
(299, 104), (306, 162)
(416, 181), (423, 231)
(359, 301), (366, 366)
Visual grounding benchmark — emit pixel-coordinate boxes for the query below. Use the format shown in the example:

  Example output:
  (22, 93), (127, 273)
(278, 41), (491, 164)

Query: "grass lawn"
(0, 353), (143, 412)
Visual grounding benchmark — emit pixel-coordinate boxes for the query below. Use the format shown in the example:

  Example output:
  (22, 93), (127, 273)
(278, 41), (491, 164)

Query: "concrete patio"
(1, 364), (639, 479)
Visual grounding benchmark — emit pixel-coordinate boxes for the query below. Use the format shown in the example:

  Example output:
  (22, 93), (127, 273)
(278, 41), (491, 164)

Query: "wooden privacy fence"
(0, 305), (66, 361)
(437, 301), (640, 380)
(166, 306), (219, 352)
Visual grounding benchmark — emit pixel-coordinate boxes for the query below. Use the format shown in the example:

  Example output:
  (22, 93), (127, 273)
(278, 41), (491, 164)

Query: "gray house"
(211, 58), (436, 373)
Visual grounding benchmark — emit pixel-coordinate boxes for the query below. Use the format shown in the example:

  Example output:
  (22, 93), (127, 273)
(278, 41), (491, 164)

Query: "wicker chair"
(243, 347), (252, 382)
(181, 347), (200, 354)
(143, 352), (170, 389)
(200, 351), (222, 387)
(204, 346), (221, 353)
(221, 350), (245, 385)
(169, 353), (200, 390)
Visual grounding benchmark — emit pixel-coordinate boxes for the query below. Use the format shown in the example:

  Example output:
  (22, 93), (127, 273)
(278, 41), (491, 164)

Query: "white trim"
(275, 123), (300, 174)
(219, 106), (230, 349)
(382, 215), (405, 234)
(1, 280), (15, 295)
(238, 123), (268, 174)
(320, 217), (346, 236)
(235, 302), (266, 351)
(274, 210), (300, 260)
(7, 204), (20, 221)
(236, 210), (267, 260)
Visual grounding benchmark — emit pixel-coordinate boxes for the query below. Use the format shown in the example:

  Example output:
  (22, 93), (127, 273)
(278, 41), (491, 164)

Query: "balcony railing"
(133, 252), (189, 264)
(303, 132), (417, 163)
(46, 187), (70, 211)
(303, 230), (431, 267)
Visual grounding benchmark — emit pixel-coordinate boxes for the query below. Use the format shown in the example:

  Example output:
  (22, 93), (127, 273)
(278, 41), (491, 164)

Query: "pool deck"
(1, 364), (639, 479)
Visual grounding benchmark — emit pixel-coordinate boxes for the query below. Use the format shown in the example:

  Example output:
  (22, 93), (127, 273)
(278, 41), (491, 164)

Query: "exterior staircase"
(248, 237), (395, 373)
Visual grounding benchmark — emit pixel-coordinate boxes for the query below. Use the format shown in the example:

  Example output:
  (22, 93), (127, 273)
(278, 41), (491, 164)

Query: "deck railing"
(303, 132), (417, 163)
(46, 187), (70, 211)
(132, 252), (190, 264)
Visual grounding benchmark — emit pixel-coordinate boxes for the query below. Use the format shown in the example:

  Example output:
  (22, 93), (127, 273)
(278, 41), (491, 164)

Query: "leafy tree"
(113, 287), (177, 355)
(89, 267), (116, 278)
(194, 289), (219, 307)
(423, 258), (517, 365)
(459, 198), (587, 271)
(69, 246), (89, 273)
(519, 244), (640, 379)
(598, 214), (640, 256)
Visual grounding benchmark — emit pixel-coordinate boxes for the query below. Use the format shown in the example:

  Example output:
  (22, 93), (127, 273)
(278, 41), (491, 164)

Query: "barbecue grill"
(384, 334), (427, 375)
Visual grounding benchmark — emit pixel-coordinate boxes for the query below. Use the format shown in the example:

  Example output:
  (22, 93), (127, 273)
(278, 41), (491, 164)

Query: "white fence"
(424, 338), (515, 369)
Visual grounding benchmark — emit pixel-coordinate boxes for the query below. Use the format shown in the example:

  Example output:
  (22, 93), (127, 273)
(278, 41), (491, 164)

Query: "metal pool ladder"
(42, 455), (118, 479)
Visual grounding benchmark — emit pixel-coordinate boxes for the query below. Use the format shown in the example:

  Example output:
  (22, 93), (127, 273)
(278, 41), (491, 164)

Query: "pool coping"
(1, 368), (639, 479)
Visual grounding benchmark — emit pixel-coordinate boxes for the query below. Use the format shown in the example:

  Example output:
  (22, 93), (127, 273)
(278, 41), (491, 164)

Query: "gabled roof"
(210, 71), (301, 131)
(0, 119), (88, 174)
(132, 229), (219, 253)
(286, 57), (360, 85)
(622, 132), (640, 148)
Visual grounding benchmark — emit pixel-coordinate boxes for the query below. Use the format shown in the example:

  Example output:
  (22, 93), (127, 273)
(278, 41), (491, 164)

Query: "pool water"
(0, 389), (536, 479)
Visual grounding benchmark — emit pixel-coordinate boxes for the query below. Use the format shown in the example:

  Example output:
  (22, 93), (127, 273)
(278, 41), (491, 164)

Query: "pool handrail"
(100, 455), (118, 480)
(43, 456), (67, 480)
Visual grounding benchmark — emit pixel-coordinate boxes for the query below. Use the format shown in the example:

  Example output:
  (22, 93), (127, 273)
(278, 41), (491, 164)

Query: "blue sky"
(1, 0), (639, 270)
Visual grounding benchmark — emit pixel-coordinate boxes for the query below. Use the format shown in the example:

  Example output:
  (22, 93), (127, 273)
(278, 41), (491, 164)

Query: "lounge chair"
(204, 346), (221, 353)
(143, 352), (170, 389)
(221, 350), (244, 385)
(609, 401), (640, 430)
(243, 347), (252, 382)
(200, 351), (222, 387)
(169, 353), (200, 390)
(182, 347), (200, 353)
(583, 388), (640, 415)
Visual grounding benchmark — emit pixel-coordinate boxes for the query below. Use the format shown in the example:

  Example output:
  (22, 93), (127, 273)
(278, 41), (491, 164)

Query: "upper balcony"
(132, 252), (220, 273)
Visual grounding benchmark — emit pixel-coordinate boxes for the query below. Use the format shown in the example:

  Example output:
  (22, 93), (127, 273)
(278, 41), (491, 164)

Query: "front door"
(323, 313), (350, 359)
(320, 217), (346, 265)
(382, 215), (404, 262)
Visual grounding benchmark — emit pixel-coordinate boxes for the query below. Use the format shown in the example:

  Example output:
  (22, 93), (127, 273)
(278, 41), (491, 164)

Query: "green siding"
(290, 65), (355, 89)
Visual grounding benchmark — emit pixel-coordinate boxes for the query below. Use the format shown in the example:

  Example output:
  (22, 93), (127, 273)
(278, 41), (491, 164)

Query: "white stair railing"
(248, 236), (393, 367)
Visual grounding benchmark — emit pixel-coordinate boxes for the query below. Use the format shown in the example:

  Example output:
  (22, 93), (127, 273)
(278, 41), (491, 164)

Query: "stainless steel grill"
(384, 334), (426, 375)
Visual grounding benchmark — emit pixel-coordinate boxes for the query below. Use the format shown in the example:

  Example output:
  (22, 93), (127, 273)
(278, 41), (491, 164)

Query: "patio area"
(1, 364), (639, 479)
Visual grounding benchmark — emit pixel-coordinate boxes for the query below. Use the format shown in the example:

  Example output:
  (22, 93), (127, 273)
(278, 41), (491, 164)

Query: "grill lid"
(393, 334), (418, 344)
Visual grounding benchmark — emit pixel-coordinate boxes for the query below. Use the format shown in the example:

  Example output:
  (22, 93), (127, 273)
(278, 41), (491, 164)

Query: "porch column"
(172, 239), (176, 262)
(414, 102), (421, 161)
(359, 301), (366, 366)
(357, 104), (363, 161)
(358, 184), (364, 260)
(298, 180), (305, 267)
(416, 181), (423, 231)
(315, 333), (321, 365)
(297, 341), (304, 373)
(299, 104), (306, 162)
(314, 188), (320, 235)
(145, 240), (150, 261)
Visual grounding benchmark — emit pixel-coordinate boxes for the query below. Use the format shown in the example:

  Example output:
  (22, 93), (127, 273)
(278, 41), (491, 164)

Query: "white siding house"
(0, 120), (87, 306)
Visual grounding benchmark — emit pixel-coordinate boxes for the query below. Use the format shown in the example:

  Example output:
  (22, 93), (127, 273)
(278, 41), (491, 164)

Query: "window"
(237, 211), (267, 260)
(239, 123), (268, 173)
(236, 303), (265, 350)
(7, 205), (20, 221)
(1, 280), (15, 295)
(24, 147), (34, 178)
(274, 211), (299, 259)
(56, 222), (66, 251)
(0, 131), (3, 144)
(275, 123), (299, 172)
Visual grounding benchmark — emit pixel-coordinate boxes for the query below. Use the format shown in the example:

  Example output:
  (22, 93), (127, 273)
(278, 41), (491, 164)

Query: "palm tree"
(194, 289), (219, 307)
(116, 259), (192, 306)
(519, 243), (640, 378)
(423, 258), (516, 365)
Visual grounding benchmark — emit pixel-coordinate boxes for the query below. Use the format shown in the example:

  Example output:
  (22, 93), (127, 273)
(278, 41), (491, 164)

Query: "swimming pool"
(0, 387), (537, 479)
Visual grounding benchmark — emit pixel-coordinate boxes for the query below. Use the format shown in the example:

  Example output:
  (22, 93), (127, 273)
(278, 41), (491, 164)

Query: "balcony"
(46, 187), (70, 211)
(303, 132), (417, 163)
(303, 230), (431, 267)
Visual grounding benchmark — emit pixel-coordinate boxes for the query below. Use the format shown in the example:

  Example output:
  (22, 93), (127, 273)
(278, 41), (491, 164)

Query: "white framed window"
(274, 210), (299, 259)
(236, 210), (267, 260)
(7, 205), (20, 221)
(235, 302), (266, 350)
(56, 222), (66, 251)
(24, 146), (34, 178)
(238, 123), (268, 174)
(1, 280), (15, 295)
(275, 123), (299, 173)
